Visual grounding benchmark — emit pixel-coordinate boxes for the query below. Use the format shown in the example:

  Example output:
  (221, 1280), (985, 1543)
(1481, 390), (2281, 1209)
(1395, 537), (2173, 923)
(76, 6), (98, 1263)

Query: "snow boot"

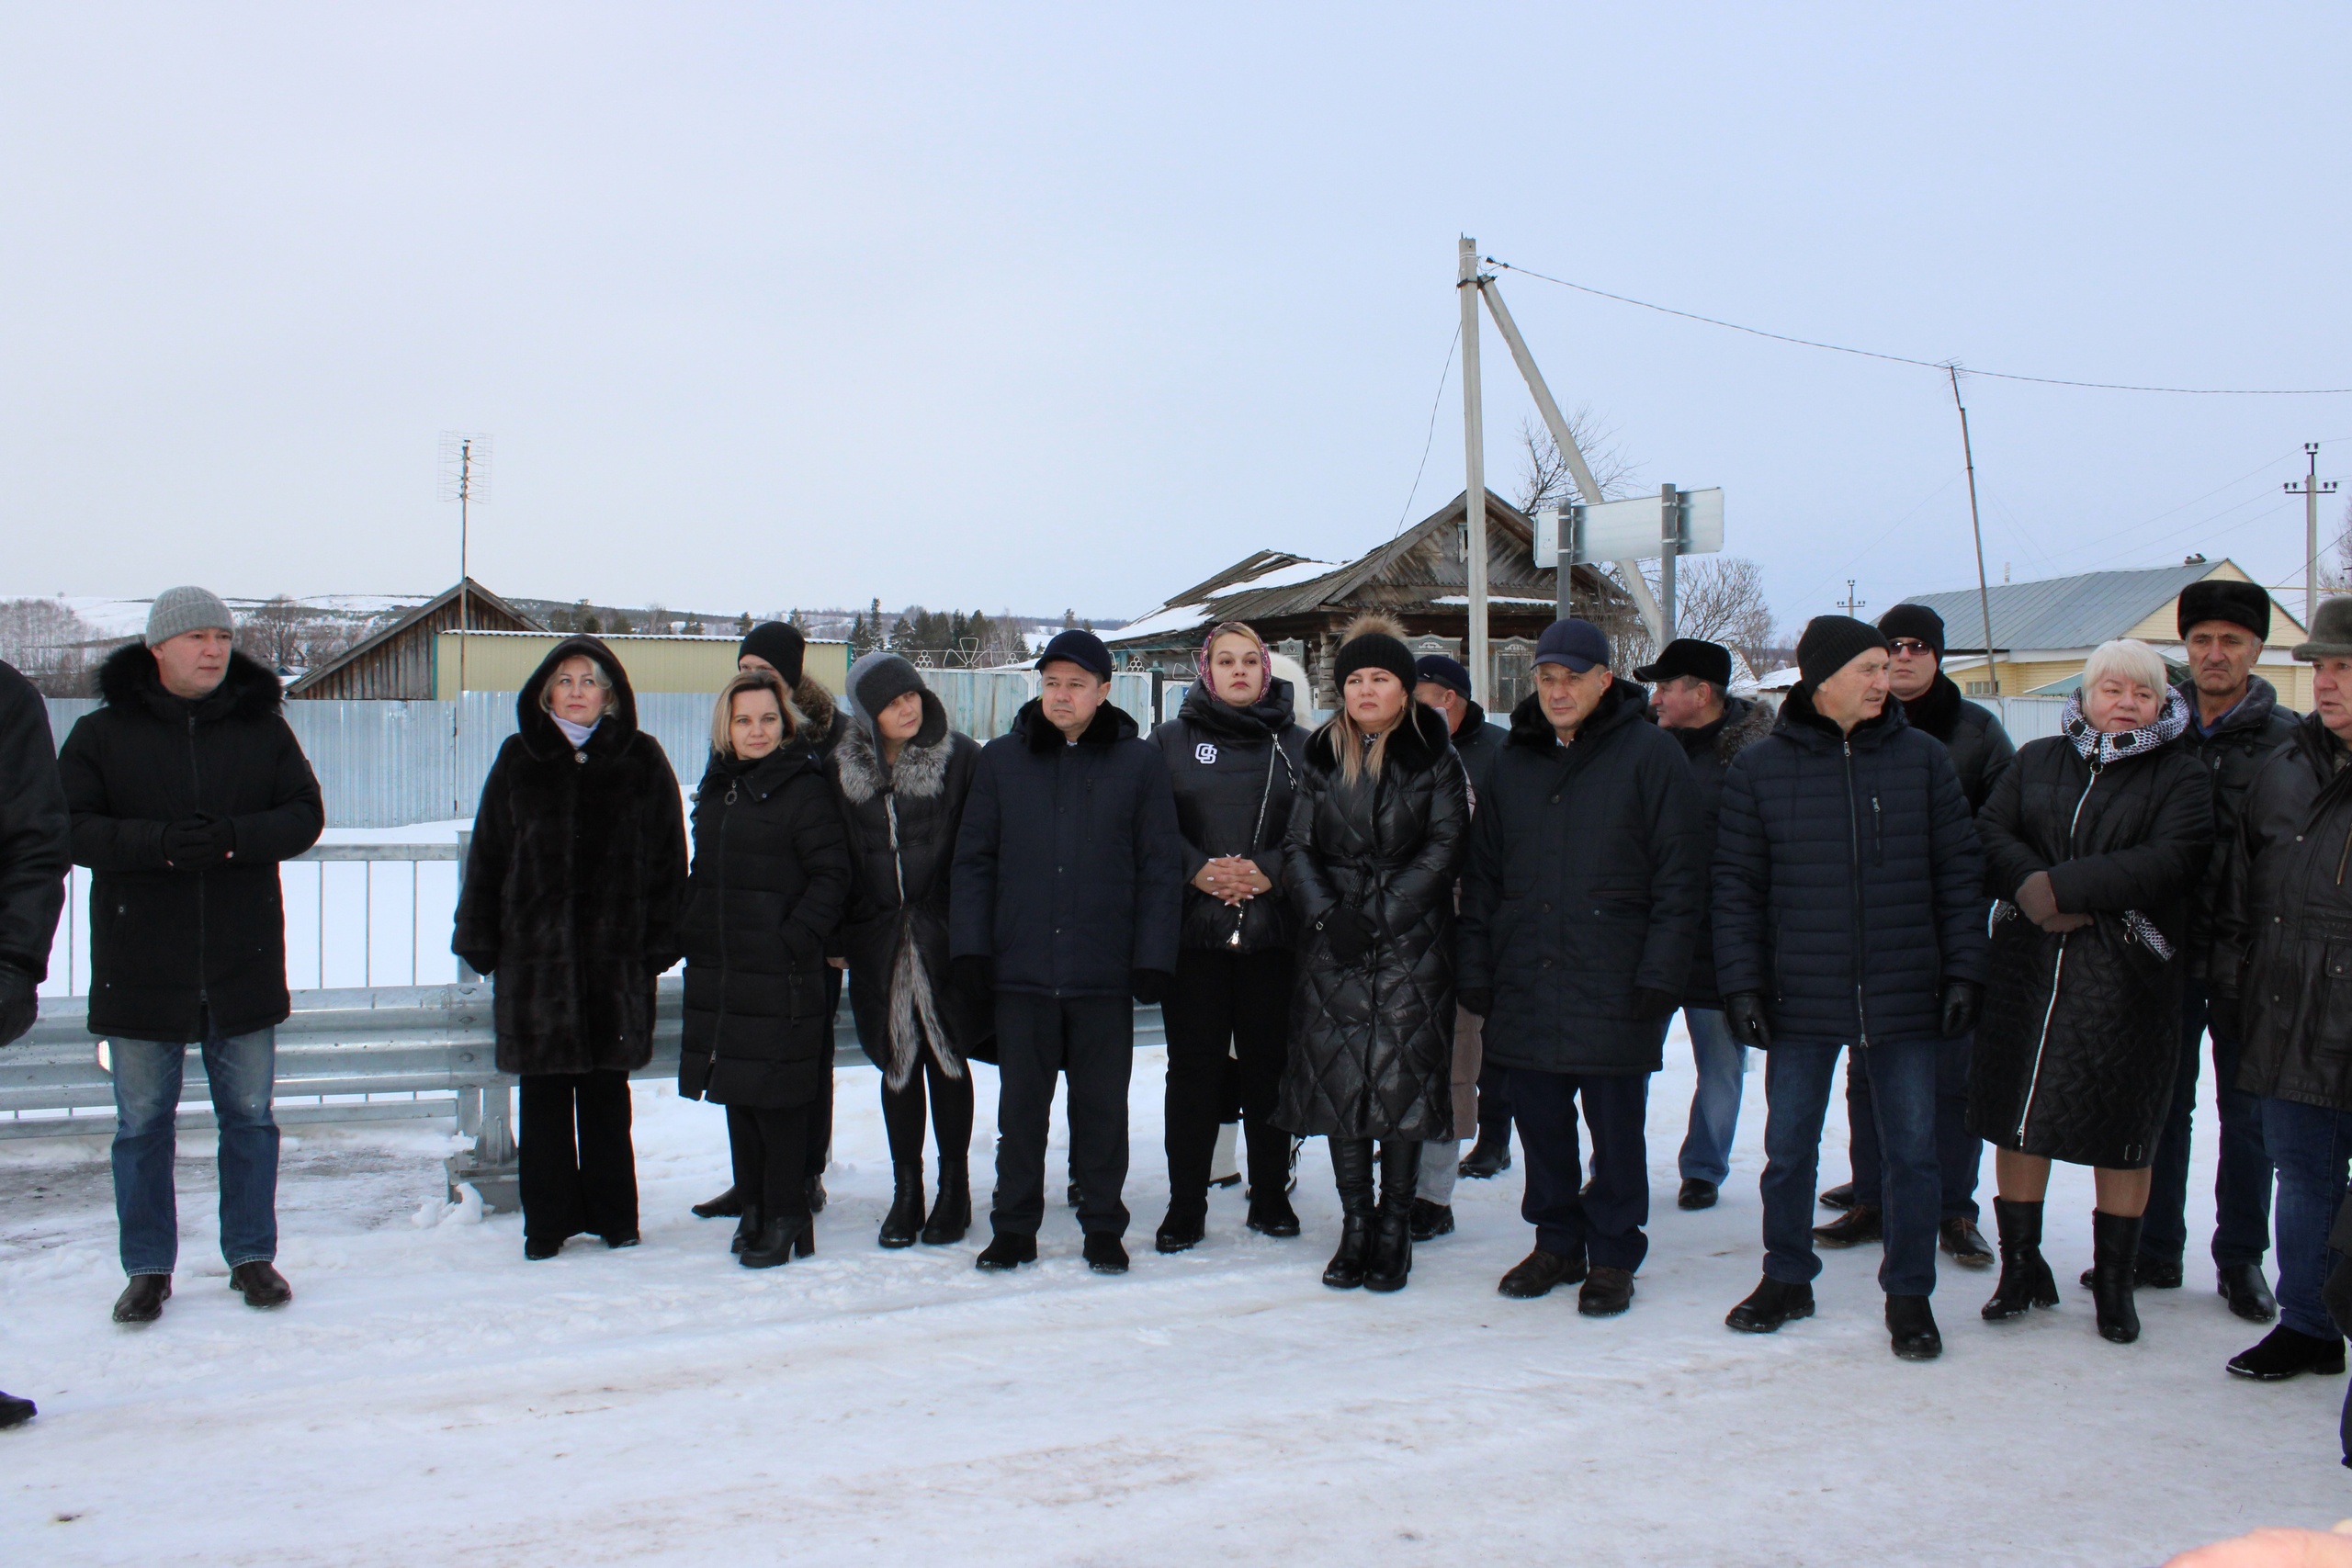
(692, 1185), (743, 1220)
(731, 1203), (764, 1255)
(879, 1163), (925, 1249)
(740, 1213), (808, 1269)
(1323, 1138), (1376, 1289)
(2226, 1325), (2346, 1381)
(1982, 1198), (2060, 1321)
(111, 1274), (170, 1324)
(975, 1233), (1037, 1272)
(230, 1261), (293, 1308)
(2090, 1210), (2143, 1344)
(922, 1162), (971, 1246)
(2219, 1262), (2278, 1323)
(0, 1390), (33, 1428)
(1725, 1277), (1814, 1334)
(1885, 1294), (1942, 1360)
(1363, 1141), (1420, 1292)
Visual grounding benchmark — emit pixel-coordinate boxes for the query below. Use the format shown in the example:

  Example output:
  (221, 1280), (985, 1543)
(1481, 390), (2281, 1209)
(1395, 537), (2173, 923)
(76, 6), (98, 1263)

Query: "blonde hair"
(1322, 613), (1413, 784)
(710, 670), (805, 756)
(2082, 638), (2168, 700)
(537, 653), (612, 714)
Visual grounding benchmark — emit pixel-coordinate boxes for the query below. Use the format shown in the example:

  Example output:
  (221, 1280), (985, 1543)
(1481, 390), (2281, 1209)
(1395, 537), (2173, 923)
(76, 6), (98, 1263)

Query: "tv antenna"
(438, 433), (492, 813)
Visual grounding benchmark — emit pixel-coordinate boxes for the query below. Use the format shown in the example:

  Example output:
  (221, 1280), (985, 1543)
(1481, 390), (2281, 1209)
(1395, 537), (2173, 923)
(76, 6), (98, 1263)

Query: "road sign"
(1554, 487), (1724, 565)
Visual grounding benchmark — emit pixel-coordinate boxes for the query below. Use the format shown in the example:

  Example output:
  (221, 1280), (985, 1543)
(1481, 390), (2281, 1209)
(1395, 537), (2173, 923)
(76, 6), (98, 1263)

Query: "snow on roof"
(1755, 665), (1803, 690)
(1429, 593), (1556, 607)
(1111, 555), (1339, 642)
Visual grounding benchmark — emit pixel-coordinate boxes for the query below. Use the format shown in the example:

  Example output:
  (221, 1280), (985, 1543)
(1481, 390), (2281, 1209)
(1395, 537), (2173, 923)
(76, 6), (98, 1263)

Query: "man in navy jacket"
(951, 630), (1182, 1275)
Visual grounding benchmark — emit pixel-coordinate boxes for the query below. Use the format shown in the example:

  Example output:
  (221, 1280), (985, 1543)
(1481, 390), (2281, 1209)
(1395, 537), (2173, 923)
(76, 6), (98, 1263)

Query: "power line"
(1483, 258), (2352, 396)
(1391, 322), (1461, 536)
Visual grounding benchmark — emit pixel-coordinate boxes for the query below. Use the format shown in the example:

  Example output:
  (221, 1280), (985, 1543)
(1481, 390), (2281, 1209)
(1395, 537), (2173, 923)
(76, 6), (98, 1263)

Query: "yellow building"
(1901, 558), (2313, 711)
(431, 630), (848, 698)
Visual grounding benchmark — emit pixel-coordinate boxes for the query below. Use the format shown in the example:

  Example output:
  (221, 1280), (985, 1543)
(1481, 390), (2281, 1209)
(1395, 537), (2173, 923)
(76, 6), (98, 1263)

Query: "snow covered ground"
(1, 1025), (2343, 1565)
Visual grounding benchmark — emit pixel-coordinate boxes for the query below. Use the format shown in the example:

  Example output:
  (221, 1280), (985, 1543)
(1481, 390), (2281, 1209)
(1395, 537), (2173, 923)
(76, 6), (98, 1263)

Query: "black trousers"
(881, 1051), (976, 1169)
(803, 966), (843, 1179)
(1475, 1058), (1514, 1144)
(1510, 1066), (1650, 1271)
(518, 1069), (638, 1244)
(990, 992), (1134, 1239)
(1161, 947), (1295, 1213)
(725, 1104), (811, 1218)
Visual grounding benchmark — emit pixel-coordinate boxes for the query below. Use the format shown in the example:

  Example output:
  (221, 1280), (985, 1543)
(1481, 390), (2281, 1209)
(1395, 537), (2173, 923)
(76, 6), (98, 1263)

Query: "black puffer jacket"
(1450, 700), (1509, 810)
(1663, 695), (1775, 1007)
(1150, 678), (1307, 953)
(1276, 703), (1468, 1139)
(678, 744), (853, 1109)
(60, 644), (323, 1042)
(949, 698), (1183, 997)
(0, 660), (69, 986)
(2175, 674), (2298, 983)
(2224, 713), (2352, 1113)
(1901, 672), (2016, 812)
(1969, 706), (2212, 1166)
(1713, 686), (1987, 1047)
(453, 637), (688, 1077)
(830, 688), (987, 1084)
(1458, 682), (1707, 1074)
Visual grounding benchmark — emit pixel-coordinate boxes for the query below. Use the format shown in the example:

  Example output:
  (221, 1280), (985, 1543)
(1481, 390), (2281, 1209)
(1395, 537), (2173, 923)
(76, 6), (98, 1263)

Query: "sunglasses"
(1887, 639), (1936, 656)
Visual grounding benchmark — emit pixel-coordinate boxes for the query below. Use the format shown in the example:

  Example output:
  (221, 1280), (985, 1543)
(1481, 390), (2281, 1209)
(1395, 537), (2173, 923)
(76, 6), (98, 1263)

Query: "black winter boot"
(1724, 1276), (1814, 1333)
(975, 1232), (1037, 1271)
(2090, 1210), (2143, 1344)
(740, 1213), (808, 1269)
(1363, 1141), (1419, 1292)
(1243, 1122), (1301, 1235)
(1458, 1128), (1512, 1179)
(1885, 1294), (1943, 1359)
(1323, 1138), (1376, 1289)
(692, 1185), (743, 1220)
(1154, 1205), (1206, 1254)
(879, 1163), (925, 1249)
(1982, 1198), (2060, 1321)
(730, 1203), (764, 1255)
(112, 1274), (171, 1324)
(922, 1161), (971, 1246)
(0, 1389), (33, 1428)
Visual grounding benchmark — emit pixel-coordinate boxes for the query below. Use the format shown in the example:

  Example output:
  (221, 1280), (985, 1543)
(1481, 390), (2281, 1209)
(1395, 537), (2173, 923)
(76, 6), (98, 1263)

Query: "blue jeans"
(1846, 1033), (1982, 1220)
(110, 1025), (279, 1277)
(1762, 1039), (1939, 1296)
(1677, 1007), (1746, 1185)
(2145, 983), (2273, 1269)
(2261, 1096), (2352, 1341)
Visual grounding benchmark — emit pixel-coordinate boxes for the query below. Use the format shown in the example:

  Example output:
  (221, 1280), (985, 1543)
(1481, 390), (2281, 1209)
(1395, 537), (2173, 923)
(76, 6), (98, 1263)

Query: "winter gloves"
(1129, 969), (1173, 1005)
(0, 963), (34, 1047)
(162, 813), (235, 868)
(1317, 906), (1376, 965)
(2015, 871), (2091, 934)
(1939, 981), (1981, 1039)
(1724, 992), (1774, 1050)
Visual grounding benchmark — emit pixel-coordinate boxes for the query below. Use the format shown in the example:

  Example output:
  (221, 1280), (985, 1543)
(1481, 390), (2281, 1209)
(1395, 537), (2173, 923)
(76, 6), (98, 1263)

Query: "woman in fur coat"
(453, 637), (688, 1260)
(828, 652), (985, 1247)
(1278, 615), (1468, 1294)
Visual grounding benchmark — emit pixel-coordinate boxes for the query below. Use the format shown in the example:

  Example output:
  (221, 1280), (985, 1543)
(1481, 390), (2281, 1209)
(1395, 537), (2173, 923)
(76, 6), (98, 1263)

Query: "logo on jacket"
(1195, 742), (1218, 765)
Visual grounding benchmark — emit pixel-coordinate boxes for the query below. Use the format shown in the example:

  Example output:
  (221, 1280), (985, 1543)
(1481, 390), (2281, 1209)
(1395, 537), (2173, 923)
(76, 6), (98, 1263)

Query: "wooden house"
(287, 580), (544, 700)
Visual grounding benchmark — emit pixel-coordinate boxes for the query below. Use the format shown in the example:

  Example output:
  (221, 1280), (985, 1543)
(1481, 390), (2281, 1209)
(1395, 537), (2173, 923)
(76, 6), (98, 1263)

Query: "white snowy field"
(1, 1027), (2344, 1566)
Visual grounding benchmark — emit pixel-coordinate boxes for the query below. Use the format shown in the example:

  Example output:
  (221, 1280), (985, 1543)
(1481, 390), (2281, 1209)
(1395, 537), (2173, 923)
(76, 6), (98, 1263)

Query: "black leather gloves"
(1129, 969), (1173, 1005)
(1457, 987), (1494, 1019)
(1939, 980), (1981, 1039)
(1318, 906), (1375, 965)
(1632, 987), (1678, 1021)
(1724, 992), (1774, 1050)
(163, 814), (234, 868)
(0, 962), (35, 1047)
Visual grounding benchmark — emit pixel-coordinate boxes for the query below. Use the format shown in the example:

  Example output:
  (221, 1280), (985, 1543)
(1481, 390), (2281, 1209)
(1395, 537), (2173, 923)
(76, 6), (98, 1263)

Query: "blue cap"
(1533, 618), (1610, 673)
(1035, 627), (1114, 681)
(1413, 654), (1473, 699)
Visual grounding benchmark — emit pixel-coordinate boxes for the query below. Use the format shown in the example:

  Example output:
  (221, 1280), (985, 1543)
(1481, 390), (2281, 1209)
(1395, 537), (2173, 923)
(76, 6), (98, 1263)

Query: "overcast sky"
(3, 5), (2346, 630)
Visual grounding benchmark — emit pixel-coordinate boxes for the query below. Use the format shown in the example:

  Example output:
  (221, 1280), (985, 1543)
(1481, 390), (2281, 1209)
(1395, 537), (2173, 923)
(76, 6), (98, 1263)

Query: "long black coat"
(2222, 712), (2352, 1114)
(1276, 703), (1468, 1140)
(1459, 682), (1707, 1075)
(59, 644), (322, 1042)
(949, 698), (1183, 997)
(0, 659), (69, 986)
(677, 745), (852, 1109)
(453, 637), (688, 1077)
(2176, 674), (2297, 983)
(830, 690), (987, 1084)
(1450, 701), (1509, 810)
(1149, 678), (1307, 954)
(1969, 716), (2212, 1166)
(1713, 687), (1987, 1047)
(1902, 673), (2016, 813)
(1662, 695), (1775, 1008)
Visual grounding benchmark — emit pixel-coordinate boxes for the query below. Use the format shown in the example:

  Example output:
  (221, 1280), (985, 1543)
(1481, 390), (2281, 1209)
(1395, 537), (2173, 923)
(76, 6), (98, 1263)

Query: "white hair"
(2082, 638), (2168, 698)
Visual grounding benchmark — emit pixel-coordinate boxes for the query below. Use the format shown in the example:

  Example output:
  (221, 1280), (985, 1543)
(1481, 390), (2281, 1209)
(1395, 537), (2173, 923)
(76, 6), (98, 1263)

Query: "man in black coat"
(1458, 619), (1707, 1315)
(2141, 578), (2296, 1315)
(58, 589), (323, 1325)
(1815, 604), (2017, 1264)
(1713, 616), (1987, 1359)
(1636, 637), (1774, 1213)
(0, 653), (71, 1427)
(951, 629), (1182, 1275)
(1412, 653), (1514, 1201)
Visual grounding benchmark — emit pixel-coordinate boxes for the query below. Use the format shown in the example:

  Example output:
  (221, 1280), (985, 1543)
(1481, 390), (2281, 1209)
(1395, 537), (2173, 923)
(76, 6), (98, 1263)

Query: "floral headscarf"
(1196, 620), (1271, 706)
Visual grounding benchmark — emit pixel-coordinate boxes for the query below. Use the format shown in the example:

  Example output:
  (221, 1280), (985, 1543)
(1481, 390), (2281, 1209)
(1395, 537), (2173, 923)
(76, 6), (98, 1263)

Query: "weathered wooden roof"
(287, 579), (544, 696)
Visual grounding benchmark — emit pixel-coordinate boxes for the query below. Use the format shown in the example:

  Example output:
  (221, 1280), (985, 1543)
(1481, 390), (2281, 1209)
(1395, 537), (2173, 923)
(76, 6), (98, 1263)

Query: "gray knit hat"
(2292, 596), (2352, 661)
(145, 586), (234, 646)
(846, 649), (926, 728)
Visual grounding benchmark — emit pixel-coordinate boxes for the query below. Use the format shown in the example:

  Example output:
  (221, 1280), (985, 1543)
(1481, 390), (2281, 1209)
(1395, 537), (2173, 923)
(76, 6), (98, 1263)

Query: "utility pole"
(439, 433), (492, 818)
(1838, 580), (1867, 617)
(1658, 484), (1679, 639)
(2287, 443), (2338, 628)
(1458, 238), (1489, 705)
(1947, 367), (2001, 699)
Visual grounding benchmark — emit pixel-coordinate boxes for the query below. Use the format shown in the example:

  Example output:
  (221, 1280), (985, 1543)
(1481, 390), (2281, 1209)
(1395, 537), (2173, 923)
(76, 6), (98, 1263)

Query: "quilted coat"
(2175, 673), (2297, 983)
(1967, 697), (2212, 1166)
(452, 637), (689, 1077)
(829, 687), (987, 1085)
(1149, 677), (1308, 954)
(1661, 694), (1775, 1008)
(2222, 711), (2352, 1115)
(1713, 685), (1987, 1047)
(677, 743), (853, 1110)
(1275, 702), (1468, 1140)
(1458, 681), (1708, 1074)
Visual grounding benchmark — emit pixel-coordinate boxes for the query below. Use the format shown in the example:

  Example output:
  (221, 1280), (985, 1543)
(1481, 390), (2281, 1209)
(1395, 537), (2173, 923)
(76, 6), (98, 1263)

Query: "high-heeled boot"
(878, 1162), (925, 1249)
(1363, 1139), (1421, 1293)
(1981, 1197), (2060, 1320)
(740, 1212), (808, 1269)
(730, 1202), (764, 1256)
(1322, 1138), (1376, 1289)
(2091, 1210), (2143, 1344)
(922, 1159), (971, 1246)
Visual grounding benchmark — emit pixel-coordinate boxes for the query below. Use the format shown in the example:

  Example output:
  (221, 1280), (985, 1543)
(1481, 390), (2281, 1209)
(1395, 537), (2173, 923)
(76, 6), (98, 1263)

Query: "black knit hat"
(2177, 579), (2272, 642)
(1333, 630), (1418, 691)
(1796, 615), (1892, 693)
(1035, 627), (1114, 681)
(1876, 603), (1946, 657)
(738, 621), (807, 684)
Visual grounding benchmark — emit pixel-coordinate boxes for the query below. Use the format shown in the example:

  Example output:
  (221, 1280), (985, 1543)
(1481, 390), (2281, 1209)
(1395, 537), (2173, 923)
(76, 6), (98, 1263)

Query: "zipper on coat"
(1844, 739), (1868, 1047)
(1871, 794), (1884, 867)
(2015, 761), (2102, 1143)
(711, 780), (736, 1072)
(190, 714), (208, 1014)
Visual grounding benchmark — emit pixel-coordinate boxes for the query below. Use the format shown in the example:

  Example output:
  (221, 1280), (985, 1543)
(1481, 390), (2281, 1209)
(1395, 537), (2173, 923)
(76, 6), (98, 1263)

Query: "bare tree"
(236, 597), (309, 673)
(0, 598), (105, 695)
(1512, 409), (1639, 513)
(1674, 557), (1778, 679)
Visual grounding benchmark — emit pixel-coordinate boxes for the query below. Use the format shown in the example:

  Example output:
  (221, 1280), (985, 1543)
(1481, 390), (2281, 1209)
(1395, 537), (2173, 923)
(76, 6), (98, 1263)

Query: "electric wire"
(1391, 323), (1461, 536)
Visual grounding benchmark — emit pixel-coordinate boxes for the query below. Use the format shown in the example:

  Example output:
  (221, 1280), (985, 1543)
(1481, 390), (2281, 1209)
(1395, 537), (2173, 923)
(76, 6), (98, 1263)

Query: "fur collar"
(833, 694), (956, 805)
(793, 675), (837, 738)
(1013, 696), (1137, 754)
(1670, 694), (1774, 765)
(97, 641), (284, 723)
(1306, 699), (1452, 775)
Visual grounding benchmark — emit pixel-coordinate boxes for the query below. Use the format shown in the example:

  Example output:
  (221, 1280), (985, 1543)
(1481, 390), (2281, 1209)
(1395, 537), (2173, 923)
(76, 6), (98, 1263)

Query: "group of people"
(2, 581), (2350, 1468)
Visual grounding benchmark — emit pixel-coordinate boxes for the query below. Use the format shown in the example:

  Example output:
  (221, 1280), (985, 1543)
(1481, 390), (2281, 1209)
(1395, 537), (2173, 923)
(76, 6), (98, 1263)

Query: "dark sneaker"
(1813, 1205), (1882, 1247)
(975, 1234), (1037, 1271)
(1725, 1277), (1814, 1334)
(2218, 1263), (2278, 1323)
(1082, 1233), (1130, 1275)
(1677, 1178), (1718, 1211)
(1578, 1266), (1635, 1316)
(1498, 1248), (1587, 1299)
(2227, 1325), (2346, 1381)
(112, 1274), (171, 1324)
(1939, 1216), (1994, 1269)
(1408, 1198), (1454, 1241)
(229, 1261), (293, 1308)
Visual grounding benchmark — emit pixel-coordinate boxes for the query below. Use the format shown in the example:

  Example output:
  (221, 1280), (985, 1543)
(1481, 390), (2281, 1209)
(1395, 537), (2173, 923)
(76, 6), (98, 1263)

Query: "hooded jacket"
(1149, 676), (1308, 953)
(2173, 673), (2298, 983)
(1458, 680), (1707, 1074)
(1712, 684), (1988, 1047)
(949, 697), (1183, 997)
(1661, 694), (1776, 1007)
(1276, 701), (1468, 1139)
(59, 643), (323, 1041)
(0, 659), (69, 986)
(1901, 672), (2016, 812)
(830, 683), (987, 1082)
(452, 637), (688, 1076)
